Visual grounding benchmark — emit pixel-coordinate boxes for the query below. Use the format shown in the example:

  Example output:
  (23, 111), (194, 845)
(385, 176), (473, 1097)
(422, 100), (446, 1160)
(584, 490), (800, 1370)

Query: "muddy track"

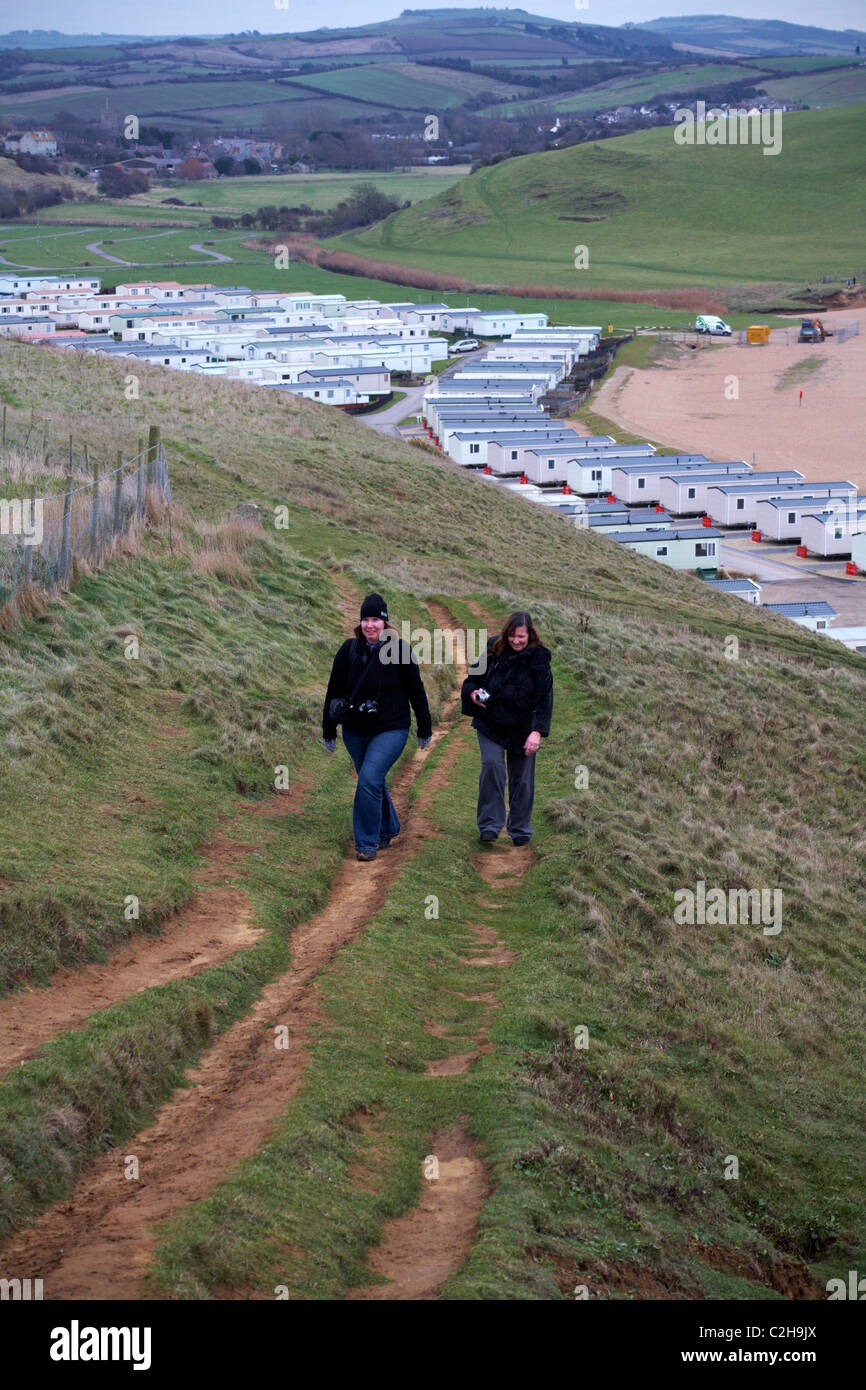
(0, 586), (474, 1300)
(345, 844), (533, 1299)
(0, 784), (309, 1081)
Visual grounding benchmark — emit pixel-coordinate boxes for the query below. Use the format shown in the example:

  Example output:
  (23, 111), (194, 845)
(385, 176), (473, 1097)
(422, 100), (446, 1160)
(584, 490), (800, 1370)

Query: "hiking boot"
(356, 850), (377, 862)
(479, 831), (498, 842)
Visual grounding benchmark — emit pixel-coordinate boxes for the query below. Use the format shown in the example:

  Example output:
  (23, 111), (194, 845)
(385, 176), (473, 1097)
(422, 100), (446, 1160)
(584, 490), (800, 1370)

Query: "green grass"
(757, 67), (866, 108)
(363, 389), (406, 415)
(0, 312), (864, 1296)
(284, 62), (525, 110)
(332, 106), (866, 292)
(482, 63), (767, 118)
(776, 356), (828, 390)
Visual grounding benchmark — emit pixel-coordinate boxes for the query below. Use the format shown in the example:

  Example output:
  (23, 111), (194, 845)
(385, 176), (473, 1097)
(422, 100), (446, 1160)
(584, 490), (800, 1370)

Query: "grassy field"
(757, 66), (866, 107)
(0, 334), (863, 1303)
(481, 63), (769, 118)
(0, 80), (397, 128)
(332, 106), (866, 291)
(284, 62), (527, 109)
(0, 220), (738, 328)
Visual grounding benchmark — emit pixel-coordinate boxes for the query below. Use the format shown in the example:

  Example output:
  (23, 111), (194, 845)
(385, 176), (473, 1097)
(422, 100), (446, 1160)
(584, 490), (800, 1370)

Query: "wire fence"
(0, 417), (170, 610)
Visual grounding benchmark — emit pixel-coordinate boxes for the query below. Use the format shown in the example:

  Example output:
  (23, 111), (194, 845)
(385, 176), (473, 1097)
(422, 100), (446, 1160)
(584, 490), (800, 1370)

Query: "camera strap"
(345, 638), (379, 707)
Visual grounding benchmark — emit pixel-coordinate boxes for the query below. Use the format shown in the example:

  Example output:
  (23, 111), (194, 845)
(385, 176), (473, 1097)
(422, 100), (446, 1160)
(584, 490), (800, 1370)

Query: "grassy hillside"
(332, 106), (866, 291)
(757, 66), (866, 108)
(481, 62), (768, 118)
(0, 335), (863, 1300)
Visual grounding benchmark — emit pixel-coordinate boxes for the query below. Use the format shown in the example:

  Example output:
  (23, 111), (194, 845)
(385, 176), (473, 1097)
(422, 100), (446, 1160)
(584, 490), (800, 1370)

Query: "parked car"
(452, 338), (479, 352)
(694, 315), (732, 336)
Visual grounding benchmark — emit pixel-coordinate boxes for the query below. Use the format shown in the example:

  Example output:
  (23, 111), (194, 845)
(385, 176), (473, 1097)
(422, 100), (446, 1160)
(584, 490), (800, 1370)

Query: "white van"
(694, 315), (732, 336)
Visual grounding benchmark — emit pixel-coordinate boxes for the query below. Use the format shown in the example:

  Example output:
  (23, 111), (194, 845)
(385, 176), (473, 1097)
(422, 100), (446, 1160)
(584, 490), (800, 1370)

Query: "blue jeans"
(341, 726), (409, 855)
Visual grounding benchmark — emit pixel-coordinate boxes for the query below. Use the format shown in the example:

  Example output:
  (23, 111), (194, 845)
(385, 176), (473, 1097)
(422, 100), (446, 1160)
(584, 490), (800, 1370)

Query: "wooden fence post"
(23, 483), (36, 587)
(60, 465), (73, 590)
(1, 404), (6, 448)
(89, 455), (100, 567)
(113, 450), (123, 535)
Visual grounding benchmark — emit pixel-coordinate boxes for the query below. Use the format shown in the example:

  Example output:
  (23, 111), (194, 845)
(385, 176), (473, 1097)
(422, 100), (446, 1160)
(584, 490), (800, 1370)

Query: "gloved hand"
(323, 738), (337, 753)
(418, 736), (431, 749)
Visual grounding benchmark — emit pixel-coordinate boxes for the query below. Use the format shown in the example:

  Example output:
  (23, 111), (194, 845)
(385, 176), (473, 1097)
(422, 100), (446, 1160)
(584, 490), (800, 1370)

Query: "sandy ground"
(594, 309), (866, 488)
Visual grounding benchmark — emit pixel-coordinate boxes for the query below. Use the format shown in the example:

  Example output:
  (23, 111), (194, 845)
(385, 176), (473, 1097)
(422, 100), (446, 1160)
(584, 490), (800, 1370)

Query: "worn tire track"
(0, 591), (472, 1301)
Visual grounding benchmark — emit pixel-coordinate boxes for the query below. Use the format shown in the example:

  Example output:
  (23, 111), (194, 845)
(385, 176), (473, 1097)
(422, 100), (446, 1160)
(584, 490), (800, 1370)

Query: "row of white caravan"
(424, 366), (863, 557)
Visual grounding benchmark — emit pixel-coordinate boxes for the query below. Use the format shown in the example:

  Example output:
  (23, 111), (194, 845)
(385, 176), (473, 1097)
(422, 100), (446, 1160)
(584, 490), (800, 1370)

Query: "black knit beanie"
(360, 592), (388, 621)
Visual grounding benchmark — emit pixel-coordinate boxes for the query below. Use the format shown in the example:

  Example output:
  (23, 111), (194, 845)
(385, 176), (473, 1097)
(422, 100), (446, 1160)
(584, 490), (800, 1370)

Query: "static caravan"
(487, 433), (585, 476)
(585, 507), (672, 534)
(755, 495), (855, 542)
(607, 526), (722, 575)
(704, 578), (761, 604)
(800, 505), (866, 557)
(446, 424), (570, 467)
(425, 400), (541, 432)
(608, 457), (716, 504)
(761, 601), (838, 632)
(520, 439), (617, 486)
(820, 627), (866, 653)
(661, 467), (808, 518)
(706, 480), (857, 528)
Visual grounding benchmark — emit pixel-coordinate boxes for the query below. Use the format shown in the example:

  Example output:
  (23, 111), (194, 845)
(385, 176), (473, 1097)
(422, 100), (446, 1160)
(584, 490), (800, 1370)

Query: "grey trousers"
(476, 728), (536, 841)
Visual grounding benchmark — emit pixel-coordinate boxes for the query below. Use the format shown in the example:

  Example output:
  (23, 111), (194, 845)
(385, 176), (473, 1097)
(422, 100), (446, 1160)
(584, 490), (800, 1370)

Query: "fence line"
(0, 420), (170, 609)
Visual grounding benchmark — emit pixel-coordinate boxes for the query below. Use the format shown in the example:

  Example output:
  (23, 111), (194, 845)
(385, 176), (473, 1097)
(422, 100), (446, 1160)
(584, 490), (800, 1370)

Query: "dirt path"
(0, 783), (308, 1080)
(0, 582), (475, 1301)
(345, 736), (534, 1300)
(346, 1123), (489, 1300)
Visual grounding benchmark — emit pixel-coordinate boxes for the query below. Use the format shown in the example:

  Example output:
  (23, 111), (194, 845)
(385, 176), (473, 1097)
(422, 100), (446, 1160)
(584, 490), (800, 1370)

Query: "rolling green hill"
(332, 105), (866, 291)
(636, 15), (866, 57)
(0, 332), (863, 1301)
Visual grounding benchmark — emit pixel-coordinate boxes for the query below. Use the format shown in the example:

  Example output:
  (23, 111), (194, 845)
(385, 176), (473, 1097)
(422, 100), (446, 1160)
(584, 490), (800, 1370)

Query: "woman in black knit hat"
(322, 593), (433, 861)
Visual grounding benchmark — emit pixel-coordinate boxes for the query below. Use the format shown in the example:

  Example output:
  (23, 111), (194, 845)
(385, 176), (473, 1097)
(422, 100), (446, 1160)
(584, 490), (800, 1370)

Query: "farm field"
(31, 169), (473, 227)
(0, 78), (398, 127)
(333, 106), (866, 291)
(756, 66), (866, 107)
(481, 62), (770, 118)
(0, 219), (721, 328)
(283, 62), (527, 108)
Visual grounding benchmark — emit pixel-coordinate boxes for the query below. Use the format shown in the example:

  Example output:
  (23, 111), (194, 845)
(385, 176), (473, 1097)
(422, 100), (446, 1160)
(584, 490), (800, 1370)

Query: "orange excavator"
(798, 317), (834, 343)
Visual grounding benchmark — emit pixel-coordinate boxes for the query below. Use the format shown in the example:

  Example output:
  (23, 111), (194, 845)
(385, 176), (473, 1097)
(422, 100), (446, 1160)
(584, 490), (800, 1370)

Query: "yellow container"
(747, 324), (771, 345)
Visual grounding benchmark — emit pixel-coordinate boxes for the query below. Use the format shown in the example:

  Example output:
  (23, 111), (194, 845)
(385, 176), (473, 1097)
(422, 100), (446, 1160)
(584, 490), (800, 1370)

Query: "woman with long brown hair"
(461, 610), (553, 845)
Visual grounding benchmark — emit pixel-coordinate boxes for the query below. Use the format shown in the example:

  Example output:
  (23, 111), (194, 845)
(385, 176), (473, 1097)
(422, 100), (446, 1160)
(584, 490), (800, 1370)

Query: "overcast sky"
(2, 1), (864, 38)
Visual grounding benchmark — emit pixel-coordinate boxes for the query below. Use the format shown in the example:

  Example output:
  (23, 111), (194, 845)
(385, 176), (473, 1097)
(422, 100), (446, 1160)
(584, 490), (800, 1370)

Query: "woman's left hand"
(524, 732), (541, 755)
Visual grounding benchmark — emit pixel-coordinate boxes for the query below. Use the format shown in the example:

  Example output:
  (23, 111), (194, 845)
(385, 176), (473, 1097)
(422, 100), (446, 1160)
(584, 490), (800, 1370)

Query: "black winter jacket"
(461, 637), (553, 752)
(322, 635), (433, 742)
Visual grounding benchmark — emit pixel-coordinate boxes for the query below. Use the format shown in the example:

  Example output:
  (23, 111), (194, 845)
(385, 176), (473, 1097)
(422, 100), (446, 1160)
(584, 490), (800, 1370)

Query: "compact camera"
(475, 689), (491, 704)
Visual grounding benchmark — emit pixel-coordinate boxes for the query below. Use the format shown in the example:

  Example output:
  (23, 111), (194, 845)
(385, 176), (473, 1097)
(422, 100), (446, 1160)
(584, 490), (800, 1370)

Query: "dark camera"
(356, 699), (379, 716)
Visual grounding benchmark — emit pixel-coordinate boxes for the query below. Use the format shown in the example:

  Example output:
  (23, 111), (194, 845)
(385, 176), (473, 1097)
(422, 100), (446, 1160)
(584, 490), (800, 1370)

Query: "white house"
(4, 129), (57, 156)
